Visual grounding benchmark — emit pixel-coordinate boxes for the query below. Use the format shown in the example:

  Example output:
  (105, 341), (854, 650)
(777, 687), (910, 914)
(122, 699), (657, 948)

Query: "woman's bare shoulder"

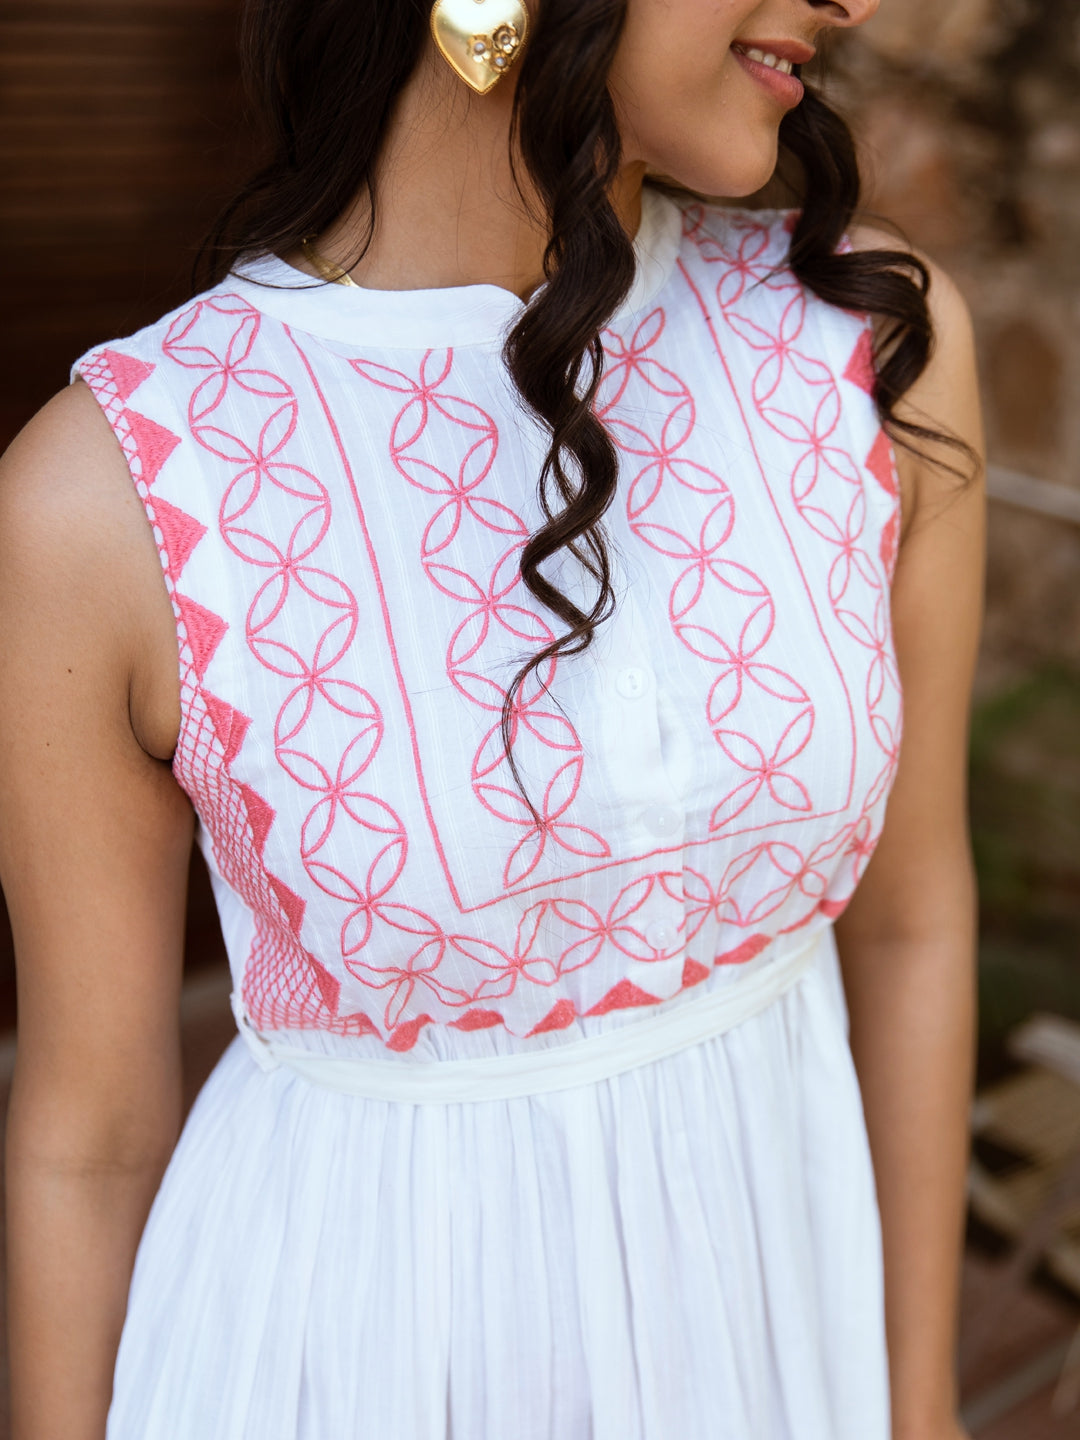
(0, 380), (146, 568)
(0, 381), (180, 758)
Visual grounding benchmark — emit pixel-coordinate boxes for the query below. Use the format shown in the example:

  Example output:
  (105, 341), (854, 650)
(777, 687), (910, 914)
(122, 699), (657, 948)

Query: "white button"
(645, 919), (678, 951)
(642, 804), (681, 838)
(615, 666), (649, 700)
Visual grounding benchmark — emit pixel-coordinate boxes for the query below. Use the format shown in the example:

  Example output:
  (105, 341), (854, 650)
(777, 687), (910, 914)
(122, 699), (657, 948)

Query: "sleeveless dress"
(74, 188), (901, 1440)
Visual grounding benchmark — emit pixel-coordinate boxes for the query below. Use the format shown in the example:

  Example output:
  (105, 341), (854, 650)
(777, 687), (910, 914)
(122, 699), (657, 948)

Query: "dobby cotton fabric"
(76, 187), (898, 1438)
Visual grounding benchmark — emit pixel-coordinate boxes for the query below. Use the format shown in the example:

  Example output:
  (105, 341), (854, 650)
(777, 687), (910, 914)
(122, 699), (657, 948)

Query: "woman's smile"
(730, 36), (815, 109)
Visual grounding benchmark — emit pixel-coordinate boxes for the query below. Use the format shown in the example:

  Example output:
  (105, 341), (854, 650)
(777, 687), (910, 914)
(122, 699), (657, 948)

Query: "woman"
(0, 0), (984, 1436)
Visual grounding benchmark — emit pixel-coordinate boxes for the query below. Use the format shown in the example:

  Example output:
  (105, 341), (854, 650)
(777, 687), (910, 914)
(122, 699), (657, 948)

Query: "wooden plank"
(0, 0), (249, 441)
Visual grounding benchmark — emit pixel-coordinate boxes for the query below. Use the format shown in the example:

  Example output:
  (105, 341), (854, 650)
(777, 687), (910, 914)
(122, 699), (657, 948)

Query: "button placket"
(641, 803), (681, 839)
(644, 917), (680, 952)
(615, 665), (649, 700)
(595, 584), (688, 847)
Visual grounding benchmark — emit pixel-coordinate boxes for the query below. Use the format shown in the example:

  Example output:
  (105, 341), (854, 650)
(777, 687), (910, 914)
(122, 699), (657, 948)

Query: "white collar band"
(228, 186), (684, 351)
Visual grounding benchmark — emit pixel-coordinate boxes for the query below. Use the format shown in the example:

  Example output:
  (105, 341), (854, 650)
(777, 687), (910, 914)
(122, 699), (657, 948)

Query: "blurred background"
(0, 0), (1078, 1433)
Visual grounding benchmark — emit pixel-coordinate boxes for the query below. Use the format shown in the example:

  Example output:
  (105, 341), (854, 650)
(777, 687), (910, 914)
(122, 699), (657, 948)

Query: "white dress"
(75, 187), (900, 1439)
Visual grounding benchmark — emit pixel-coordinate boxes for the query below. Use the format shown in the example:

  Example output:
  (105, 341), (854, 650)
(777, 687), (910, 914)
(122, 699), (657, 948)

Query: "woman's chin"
(658, 136), (780, 201)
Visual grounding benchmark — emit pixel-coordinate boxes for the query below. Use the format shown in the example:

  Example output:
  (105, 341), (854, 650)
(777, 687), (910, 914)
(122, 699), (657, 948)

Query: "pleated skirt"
(106, 939), (890, 1440)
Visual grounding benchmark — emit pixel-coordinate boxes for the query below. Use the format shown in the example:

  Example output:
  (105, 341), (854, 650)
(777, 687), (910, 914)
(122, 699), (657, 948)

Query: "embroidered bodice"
(76, 189), (901, 1058)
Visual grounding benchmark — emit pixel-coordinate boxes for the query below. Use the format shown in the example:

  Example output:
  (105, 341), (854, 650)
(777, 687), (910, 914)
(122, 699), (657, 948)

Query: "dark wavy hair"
(199, 0), (956, 816)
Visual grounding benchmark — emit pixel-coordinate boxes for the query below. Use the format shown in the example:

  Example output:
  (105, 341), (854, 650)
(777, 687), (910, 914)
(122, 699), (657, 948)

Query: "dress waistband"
(232, 927), (827, 1105)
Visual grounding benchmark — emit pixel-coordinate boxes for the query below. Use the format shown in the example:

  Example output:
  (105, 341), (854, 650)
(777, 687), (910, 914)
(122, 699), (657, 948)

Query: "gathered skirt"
(106, 933), (890, 1439)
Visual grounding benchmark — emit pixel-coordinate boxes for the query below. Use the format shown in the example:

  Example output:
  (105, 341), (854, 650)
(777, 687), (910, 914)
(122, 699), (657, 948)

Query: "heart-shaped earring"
(430, 0), (529, 95)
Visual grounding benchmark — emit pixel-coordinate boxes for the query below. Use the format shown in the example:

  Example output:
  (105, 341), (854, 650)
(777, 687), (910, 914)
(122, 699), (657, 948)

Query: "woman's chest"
(186, 322), (900, 915)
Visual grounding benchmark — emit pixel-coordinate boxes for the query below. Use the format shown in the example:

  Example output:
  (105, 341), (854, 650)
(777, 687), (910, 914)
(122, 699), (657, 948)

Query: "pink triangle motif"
(449, 1009), (503, 1032)
(175, 594), (227, 679)
(843, 329), (876, 395)
(715, 933), (770, 966)
(866, 429), (898, 496)
(238, 783), (275, 856)
(585, 979), (659, 1017)
(681, 959), (710, 989)
(152, 497), (207, 583)
(270, 877), (306, 935)
(201, 692), (250, 766)
(103, 348), (154, 402)
(308, 957), (341, 1016)
(527, 999), (576, 1037)
(387, 1014), (433, 1052)
(879, 509), (899, 579)
(338, 1010), (381, 1038)
(124, 410), (180, 488)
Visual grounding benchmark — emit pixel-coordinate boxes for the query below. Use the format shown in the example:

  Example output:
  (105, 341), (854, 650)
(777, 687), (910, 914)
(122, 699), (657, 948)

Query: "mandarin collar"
(228, 186), (683, 350)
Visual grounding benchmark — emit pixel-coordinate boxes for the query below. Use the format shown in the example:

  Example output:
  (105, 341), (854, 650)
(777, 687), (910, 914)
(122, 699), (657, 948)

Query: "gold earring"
(430, 0), (528, 95)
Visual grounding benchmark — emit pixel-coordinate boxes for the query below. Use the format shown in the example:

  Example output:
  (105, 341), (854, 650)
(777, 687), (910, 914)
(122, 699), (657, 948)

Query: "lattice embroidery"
(74, 204), (902, 1050)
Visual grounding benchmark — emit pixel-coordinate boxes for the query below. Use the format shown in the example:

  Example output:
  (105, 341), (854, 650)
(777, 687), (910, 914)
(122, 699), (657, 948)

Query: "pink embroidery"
(76, 206), (902, 1049)
(151, 498), (206, 582)
(680, 206), (901, 898)
(349, 349), (611, 890)
(681, 959), (711, 988)
(843, 329), (876, 395)
(598, 307), (818, 836)
(586, 978), (661, 1017)
(101, 347), (154, 401)
(78, 346), (369, 1038)
(161, 298), (471, 1041)
(527, 999), (577, 1037)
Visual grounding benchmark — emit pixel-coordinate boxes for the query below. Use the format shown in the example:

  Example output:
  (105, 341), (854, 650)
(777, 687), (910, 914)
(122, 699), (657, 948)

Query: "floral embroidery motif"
(76, 206), (901, 1051)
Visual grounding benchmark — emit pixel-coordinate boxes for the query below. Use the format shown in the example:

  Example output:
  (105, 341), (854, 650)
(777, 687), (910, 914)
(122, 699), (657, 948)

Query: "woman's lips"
(731, 43), (808, 109)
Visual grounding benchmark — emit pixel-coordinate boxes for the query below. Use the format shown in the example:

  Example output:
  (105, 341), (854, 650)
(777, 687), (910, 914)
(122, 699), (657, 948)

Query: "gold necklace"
(300, 236), (358, 289)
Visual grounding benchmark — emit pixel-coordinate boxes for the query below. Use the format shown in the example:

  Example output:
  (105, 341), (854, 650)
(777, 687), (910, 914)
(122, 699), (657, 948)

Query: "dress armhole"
(71, 343), (204, 774)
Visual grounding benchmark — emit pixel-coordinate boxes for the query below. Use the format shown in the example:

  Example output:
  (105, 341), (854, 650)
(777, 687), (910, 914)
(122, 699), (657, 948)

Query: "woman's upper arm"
(837, 235), (986, 949)
(0, 380), (194, 1162)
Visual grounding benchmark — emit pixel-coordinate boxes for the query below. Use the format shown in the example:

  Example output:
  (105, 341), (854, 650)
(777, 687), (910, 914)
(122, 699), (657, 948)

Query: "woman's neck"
(298, 44), (646, 300)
